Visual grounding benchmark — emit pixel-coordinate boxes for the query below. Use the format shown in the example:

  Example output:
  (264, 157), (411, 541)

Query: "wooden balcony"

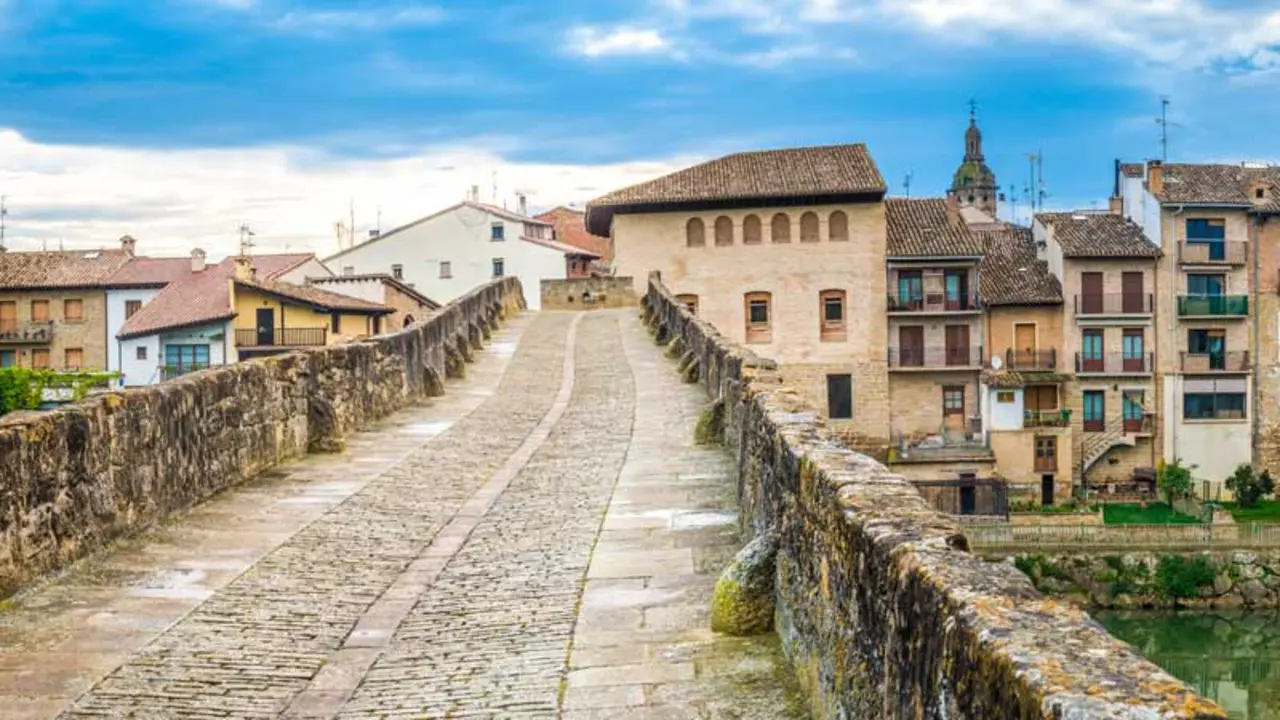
(234, 327), (328, 348)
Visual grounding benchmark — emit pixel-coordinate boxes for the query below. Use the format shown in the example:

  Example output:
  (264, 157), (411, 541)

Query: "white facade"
(324, 203), (566, 310)
(120, 320), (234, 387)
(984, 386), (1025, 432)
(310, 277), (383, 304)
(106, 288), (163, 374)
(1162, 374), (1253, 496)
(277, 257), (333, 284)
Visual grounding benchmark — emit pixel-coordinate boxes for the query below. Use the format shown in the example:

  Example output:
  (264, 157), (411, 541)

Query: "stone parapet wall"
(0, 278), (524, 600)
(643, 270), (1225, 718)
(540, 277), (638, 311)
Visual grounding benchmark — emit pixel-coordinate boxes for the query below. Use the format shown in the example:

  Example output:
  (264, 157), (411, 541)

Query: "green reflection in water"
(1095, 610), (1280, 720)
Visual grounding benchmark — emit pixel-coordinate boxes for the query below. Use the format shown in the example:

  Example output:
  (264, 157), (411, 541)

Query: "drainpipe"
(1167, 204), (1186, 464)
(1252, 214), (1262, 467)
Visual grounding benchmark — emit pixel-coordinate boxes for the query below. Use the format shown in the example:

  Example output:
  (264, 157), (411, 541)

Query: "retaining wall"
(540, 277), (637, 311)
(643, 271), (1225, 719)
(0, 278), (524, 599)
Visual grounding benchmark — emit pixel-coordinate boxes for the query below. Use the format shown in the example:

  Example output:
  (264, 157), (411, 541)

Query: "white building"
(323, 199), (598, 310)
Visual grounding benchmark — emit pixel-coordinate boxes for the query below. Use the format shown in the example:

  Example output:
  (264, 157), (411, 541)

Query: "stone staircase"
(1074, 415), (1149, 490)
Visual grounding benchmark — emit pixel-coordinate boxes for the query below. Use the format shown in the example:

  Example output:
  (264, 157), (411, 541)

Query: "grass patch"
(1222, 499), (1280, 525)
(1103, 503), (1202, 526)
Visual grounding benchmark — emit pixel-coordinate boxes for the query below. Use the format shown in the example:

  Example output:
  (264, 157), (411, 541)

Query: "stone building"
(535, 206), (614, 273)
(587, 144), (893, 456)
(947, 109), (1000, 225)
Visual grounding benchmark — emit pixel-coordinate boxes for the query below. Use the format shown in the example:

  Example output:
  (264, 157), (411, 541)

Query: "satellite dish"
(991, 355), (1004, 370)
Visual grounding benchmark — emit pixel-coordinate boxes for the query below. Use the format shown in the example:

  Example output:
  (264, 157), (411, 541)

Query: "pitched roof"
(1152, 163), (1280, 205)
(104, 257), (196, 288)
(117, 254), (370, 339)
(1036, 212), (1161, 259)
(975, 224), (1062, 306)
(324, 201), (549, 263)
(585, 144), (887, 235)
(309, 274), (442, 310)
(236, 276), (392, 313)
(536, 207), (612, 261)
(0, 249), (133, 290)
(885, 198), (983, 257)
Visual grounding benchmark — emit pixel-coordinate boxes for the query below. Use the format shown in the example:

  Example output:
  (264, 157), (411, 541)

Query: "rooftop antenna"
(1025, 153), (1039, 213)
(0, 195), (7, 251)
(491, 170), (498, 205)
(1156, 96), (1172, 162)
(1036, 150), (1047, 210)
(349, 199), (356, 249)
(1008, 184), (1019, 225)
(903, 171), (913, 198)
(238, 223), (256, 257)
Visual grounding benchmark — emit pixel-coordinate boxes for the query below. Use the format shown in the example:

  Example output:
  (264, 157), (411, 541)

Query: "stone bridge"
(0, 277), (1226, 718)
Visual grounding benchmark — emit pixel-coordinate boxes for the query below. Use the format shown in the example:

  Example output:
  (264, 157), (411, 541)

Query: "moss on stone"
(710, 532), (778, 636)
(695, 401), (725, 446)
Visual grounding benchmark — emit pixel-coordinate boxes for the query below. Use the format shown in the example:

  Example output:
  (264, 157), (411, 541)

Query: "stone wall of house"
(0, 277), (524, 600)
(539, 277), (638, 311)
(643, 271), (1224, 718)
(1017, 550), (1280, 609)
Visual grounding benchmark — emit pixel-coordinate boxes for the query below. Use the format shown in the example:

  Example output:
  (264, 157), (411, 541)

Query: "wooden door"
(945, 325), (970, 366)
(1035, 436), (1057, 473)
(1122, 328), (1146, 373)
(1081, 329), (1104, 372)
(1122, 272), (1145, 313)
(1083, 391), (1105, 432)
(256, 308), (275, 346)
(959, 484), (977, 516)
(1081, 272), (1103, 313)
(942, 386), (966, 431)
(1041, 475), (1055, 506)
(899, 326), (924, 367)
(1014, 323), (1037, 368)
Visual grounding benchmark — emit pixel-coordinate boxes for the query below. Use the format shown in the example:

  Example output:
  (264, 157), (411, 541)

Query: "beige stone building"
(587, 144), (893, 455)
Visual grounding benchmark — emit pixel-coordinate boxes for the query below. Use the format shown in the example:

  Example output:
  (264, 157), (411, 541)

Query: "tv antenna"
(1155, 96), (1180, 162)
(238, 223), (256, 257)
(1025, 152), (1047, 213)
(903, 171), (913, 198)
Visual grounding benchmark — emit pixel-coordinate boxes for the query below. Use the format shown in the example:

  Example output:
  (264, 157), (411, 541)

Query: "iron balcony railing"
(1004, 348), (1057, 371)
(1177, 294), (1249, 317)
(1073, 293), (1153, 316)
(1179, 239), (1247, 265)
(234, 327), (328, 348)
(1180, 351), (1250, 373)
(1024, 409), (1070, 428)
(161, 363), (215, 381)
(888, 346), (984, 369)
(886, 292), (982, 313)
(1075, 352), (1154, 375)
(0, 320), (55, 345)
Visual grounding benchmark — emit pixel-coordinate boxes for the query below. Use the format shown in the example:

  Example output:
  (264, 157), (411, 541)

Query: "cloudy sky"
(2, 0), (1280, 258)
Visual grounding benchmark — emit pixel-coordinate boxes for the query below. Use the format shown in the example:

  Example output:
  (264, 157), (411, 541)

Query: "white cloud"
(568, 25), (677, 58)
(273, 5), (445, 35)
(0, 129), (691, 260)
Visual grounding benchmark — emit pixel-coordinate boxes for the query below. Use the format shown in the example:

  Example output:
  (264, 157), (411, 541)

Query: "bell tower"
(948, 101), (999, 220)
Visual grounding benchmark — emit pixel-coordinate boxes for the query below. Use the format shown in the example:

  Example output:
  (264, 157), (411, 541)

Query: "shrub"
(1155, 555), (1216, 600)
(1225, 464), (1275, 509)
(1158, 458), (1195, 505)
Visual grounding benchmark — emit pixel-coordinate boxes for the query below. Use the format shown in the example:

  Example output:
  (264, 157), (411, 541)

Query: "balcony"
(1180, 351), (1250, 373)
(234, 327), (328, 348)
(1179, 239), (1247, 266)
(0, 321), (55, 345)
(1024, 409), (1071, 428)
(1177, 295), (1248, 318)
(161, 363), (216, 381)
(1004, 348), (1057, 372)
(888, 346), (984, 370)
(1073, 293), (1153, 317)
(1075, 352), (1154, 376)
(886, 292), (982, 315)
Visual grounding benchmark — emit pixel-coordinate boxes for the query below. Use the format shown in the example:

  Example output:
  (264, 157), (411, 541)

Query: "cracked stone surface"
(0, 309), (799, 719)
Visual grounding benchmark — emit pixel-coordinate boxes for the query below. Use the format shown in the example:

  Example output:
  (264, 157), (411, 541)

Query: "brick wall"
(643, 271), (1222, 718)
(0, 277), (524, 599)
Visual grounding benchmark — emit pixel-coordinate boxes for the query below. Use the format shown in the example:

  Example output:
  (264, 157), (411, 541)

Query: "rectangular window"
(31, 348), (50, 369)
(942, 386), (965, 415)
(492, 258), (505, 277)
(392, 264), (404, 280)
(1122, 328), (1145, 372)
(0, 301), (16, 332)
(440, 261), (452, 279)
(896, 271), (923, 309)
(1081, 329), (1104, 372)
(1026, 385), (1058, 412)
(1123, 391), (1146, 433)
(744, 292), (771, 344)
(996, 391), (1016, 404)
(1186, 218), (1226, 241)
(944, 324), (971, 366)
(125, 299), (143, 319)
(898, 325), (924, 367)
(1083, 390), (1105, 432)
(64, 299), (84, 322)
(491, 223), (505, 241)
(820, 290), (846, 341)
(342, 266), (355, 277)
(164, 344), (211, 370)
(64, 348), (83, 370)
(0, 349), (15, 368)
(1187, 274), (1225, 296)
(136, 345), (147, 361)
(1184, 379), (1248, 420)
(31, 300), (49, 322)
(1080, 271), (1103, 313)
(1188, 328), (1226, 370)
(827, 374), (853, 420)
(331, 312), (341, 334)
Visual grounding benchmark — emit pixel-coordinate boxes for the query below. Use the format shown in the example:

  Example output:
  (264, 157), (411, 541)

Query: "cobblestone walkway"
(2, 309), (798, 719)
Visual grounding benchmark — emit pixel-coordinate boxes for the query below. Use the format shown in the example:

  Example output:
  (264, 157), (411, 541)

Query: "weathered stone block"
(710, 531), (779, 636)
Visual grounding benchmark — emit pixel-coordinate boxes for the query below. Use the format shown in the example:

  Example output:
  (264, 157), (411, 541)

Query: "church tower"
(948, 104), (998, 220)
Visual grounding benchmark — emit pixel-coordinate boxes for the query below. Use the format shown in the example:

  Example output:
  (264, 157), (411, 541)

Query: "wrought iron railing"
(0, 321), (55, 345)
(1024, 409), (1070, 428)
(888, 346), (984, 369)
(1074, 352), (1154, 374)
(234, 327), (328, 348)
(886, 292), (982, 313)
(1074, 293), (1153, 315)
(1004, 348), (1057, 371)
(1177, 295), (1248, 317)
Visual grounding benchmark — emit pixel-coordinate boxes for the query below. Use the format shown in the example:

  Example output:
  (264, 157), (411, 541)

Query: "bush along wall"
(1013, 551), (1280, 609)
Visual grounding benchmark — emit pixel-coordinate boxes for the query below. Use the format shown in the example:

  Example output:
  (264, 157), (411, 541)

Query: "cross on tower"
(968, 98), (978, 123)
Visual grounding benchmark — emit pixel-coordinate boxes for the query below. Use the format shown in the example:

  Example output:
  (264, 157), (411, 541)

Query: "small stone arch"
(743, 215), (762, 245)
(770, 213), (791, 243)
(687, 218), (706, 247)
(800, 212), (820, 243)
(828, 211), (848, 242)
(714, 216), (734, 246)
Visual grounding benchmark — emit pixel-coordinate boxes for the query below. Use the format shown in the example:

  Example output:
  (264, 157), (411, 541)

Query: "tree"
(1158, 458), (1194, 505)
(1226, 464), (1276, 509)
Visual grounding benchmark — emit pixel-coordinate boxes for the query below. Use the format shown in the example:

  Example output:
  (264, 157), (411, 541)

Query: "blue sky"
(2, 0), (1280, 255)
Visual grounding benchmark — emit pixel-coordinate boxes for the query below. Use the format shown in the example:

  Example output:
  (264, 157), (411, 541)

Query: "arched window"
(744, 291), (772, 344)
(743, 215), (762, 245)
(828, 211), (848, 242)
(714, 216), (734, 246)
(800, 212), (820, 243)
(770, 213), (791, 243)
(403, 314), (416, 328)
(686, 218), (706, 247)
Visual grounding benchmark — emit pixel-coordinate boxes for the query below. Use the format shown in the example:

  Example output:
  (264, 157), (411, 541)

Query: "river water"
(1095, 610), (1280, 719)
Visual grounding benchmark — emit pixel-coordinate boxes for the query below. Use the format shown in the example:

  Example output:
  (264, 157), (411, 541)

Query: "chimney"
(469, 185), (480, 203)
(517, 193), (528, 217)
(945, 192), (961, 229)
(233, 255), (254, 281)
(120, 235), (137, 257)
(1108, 195), (1123, 215)
(1147, 160), (1164, 196)
(191, 248), (207, 273)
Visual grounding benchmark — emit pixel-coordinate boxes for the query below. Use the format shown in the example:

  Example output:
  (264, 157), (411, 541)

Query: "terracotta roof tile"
(885, 198), (983, 257)
(104, 257), (197, 287)
(1037, 212), (1161, 258)
(975, 224), (1062, 306)
(309, 274), (442, 310)
(585, 144), (886, 235)
(536, 207), (612, 262)
(1154, 163), (1280, 205)
(0, 249), (133, 289)
(236, 276), (392, 313)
